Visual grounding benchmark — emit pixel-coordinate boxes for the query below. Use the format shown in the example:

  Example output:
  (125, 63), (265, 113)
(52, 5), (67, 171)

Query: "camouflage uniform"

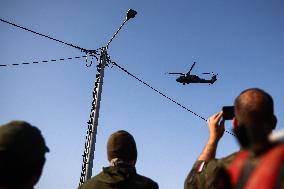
(184, 152), (239, 189)
(79, 164), (158, 189)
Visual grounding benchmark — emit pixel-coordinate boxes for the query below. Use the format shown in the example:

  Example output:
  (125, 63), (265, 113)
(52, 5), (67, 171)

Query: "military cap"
(0, 121), (49, 160)
(107, 130), (137, 163)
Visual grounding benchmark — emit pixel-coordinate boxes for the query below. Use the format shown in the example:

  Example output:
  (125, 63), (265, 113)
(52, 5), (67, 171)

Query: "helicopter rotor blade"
(202, 73), (211, 75)
(187, 62), (196, 75)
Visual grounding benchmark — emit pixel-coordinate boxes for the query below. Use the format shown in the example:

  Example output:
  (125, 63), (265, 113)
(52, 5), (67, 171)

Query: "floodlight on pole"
(126, 9), (137, 20)
(106, 9), (137, 49)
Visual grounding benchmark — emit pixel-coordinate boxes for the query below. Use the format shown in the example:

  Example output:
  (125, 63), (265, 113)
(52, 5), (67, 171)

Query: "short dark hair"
(234, 88), (274, 128)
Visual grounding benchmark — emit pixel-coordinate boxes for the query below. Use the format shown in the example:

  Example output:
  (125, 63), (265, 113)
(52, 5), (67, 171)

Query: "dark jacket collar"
(97, 164), (137, 184)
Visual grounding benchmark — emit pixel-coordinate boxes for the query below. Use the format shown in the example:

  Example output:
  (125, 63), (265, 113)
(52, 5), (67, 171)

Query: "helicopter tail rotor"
(168, 72), (185, 76)
(210, 73), (218, 84)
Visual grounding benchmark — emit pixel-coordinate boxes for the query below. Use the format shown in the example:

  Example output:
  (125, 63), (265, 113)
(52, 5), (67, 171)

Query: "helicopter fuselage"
(176, 74), (217, 85)
(168, 62), (217, 85)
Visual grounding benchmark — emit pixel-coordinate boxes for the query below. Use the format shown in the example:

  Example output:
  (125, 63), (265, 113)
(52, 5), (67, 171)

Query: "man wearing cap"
(0, 121), (49, 189)
(79, 130), (159, 189)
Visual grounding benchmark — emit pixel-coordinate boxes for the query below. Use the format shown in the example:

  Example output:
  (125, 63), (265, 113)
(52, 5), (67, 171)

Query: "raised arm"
(198, 112), (225, 161)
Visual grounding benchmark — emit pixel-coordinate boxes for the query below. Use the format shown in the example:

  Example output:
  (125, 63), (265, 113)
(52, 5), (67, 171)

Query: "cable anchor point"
(85, 50), (99, 67)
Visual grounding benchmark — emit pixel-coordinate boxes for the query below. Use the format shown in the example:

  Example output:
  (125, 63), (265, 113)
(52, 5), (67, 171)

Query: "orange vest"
(227, 143), (284, 189)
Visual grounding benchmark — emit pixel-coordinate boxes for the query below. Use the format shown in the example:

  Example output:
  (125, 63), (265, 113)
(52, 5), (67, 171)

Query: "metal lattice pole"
(79, 9), (137, 186)
(79, 48), (108, 186)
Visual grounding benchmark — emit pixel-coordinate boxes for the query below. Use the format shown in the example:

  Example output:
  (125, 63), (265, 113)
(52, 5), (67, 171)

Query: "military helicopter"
(168, 62), (217, 85)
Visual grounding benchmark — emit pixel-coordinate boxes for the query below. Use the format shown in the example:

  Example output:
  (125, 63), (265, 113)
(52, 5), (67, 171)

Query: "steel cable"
(0, 18), (235, 136)
(0, 18), (89, 53)
(111, 62), (236, 136)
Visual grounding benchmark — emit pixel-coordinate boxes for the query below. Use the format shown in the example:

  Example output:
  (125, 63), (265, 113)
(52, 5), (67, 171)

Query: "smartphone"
(222, 106), (234, 120)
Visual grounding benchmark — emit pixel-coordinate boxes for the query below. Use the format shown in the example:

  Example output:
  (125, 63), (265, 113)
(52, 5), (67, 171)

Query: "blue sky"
(1, 1), (284, 189)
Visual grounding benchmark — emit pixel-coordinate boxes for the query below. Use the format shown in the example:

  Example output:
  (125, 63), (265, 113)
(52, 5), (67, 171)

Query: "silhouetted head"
(107, 130), (137, 165)
(0, 121), (49, 189)
(233, 88), (277, 150)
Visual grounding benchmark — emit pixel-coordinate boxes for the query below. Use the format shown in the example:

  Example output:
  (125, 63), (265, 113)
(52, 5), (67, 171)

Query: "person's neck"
(110, 158), (135, 167)
(251, 140), (272, 156)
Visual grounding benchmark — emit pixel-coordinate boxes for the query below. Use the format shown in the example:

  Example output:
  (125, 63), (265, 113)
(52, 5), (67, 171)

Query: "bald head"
(234, 88), (275, 130)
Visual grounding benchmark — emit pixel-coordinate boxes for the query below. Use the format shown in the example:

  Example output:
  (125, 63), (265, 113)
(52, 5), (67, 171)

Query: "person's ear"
(131, 159), (136, 166)
(271, 115), (277, 130)
(232, 117), (239, 128)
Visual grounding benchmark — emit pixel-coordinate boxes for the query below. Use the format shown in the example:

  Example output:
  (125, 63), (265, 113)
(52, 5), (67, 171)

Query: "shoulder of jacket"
(134, 173), (159, 188)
